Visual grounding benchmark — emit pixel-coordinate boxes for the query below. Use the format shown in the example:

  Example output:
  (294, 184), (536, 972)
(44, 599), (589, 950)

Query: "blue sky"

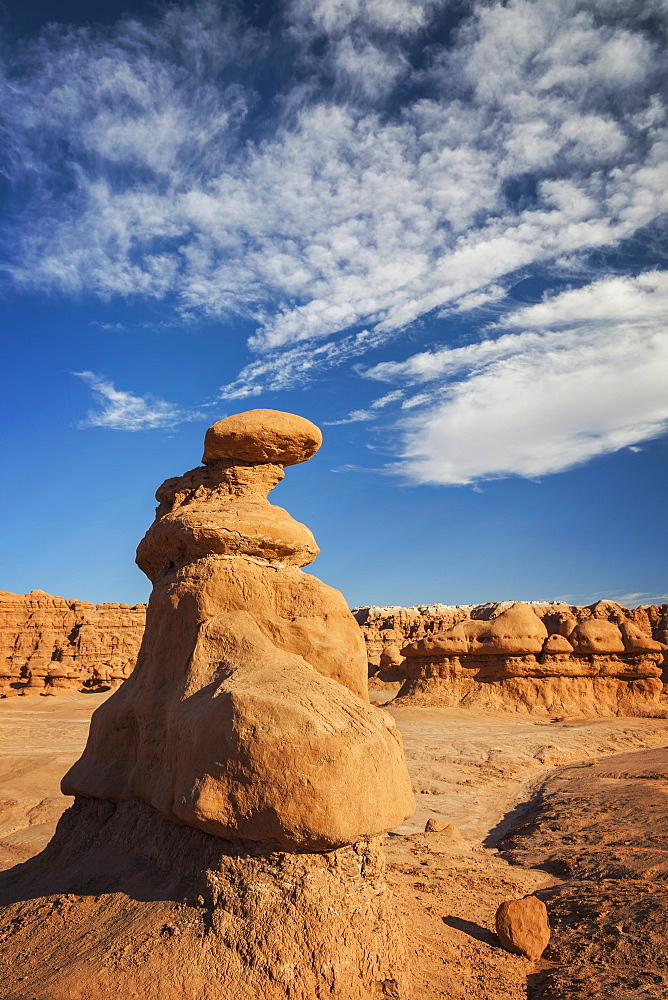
(1, 0), (667, 609)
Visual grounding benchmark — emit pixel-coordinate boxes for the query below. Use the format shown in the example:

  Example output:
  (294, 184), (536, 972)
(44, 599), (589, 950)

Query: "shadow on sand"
(441, 914), (501, 947)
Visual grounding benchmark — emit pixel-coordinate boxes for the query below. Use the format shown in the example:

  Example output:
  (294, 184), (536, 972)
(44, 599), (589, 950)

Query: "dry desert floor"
(1, 692), (667, 999)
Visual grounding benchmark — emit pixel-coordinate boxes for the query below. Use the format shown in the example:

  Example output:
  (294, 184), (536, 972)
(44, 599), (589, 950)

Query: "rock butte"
(0, 410), (415, 1000)
(359, 601), (668, 716)
(0, 590), (146, 696)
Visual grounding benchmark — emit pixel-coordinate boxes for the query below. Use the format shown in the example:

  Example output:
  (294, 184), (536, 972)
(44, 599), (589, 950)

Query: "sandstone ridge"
(5, 589), (667, 708)
(359, 600), (668, 716)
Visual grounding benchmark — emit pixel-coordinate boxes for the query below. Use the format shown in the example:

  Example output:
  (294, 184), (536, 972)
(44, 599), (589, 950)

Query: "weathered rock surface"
(0, 410), (414, 999)
(4, 691), (668, 1000)
(202, 408), (322, 466)
(359, 600), (668, 716)
(358, 599), (668, 663)
(5, 589), (667, 710)
(0, 590), (145, 696)
(0, 798), (405, 1000)
(495, 895), (550, 960)
(424, 818), (465, 840)
(64, 415), (413, 849)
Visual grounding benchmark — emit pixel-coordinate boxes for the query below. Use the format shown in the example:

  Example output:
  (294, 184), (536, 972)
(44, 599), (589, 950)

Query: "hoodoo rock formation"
(0, 590), (145, 696)
(360, 601), (667, 717)
(0, 409), (414, 1000)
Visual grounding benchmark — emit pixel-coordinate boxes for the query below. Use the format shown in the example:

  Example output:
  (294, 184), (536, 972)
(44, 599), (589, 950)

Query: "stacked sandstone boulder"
(0, 590), (145, 696)
(372, 601), (666, 716)
(0, 410), (414, 1000)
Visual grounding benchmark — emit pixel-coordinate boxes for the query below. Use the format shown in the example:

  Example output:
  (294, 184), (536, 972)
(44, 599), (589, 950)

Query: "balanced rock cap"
(203, 409), (323, 466)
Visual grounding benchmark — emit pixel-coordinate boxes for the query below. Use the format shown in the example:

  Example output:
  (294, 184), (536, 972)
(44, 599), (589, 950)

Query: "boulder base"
(0, 797), (410, 1000)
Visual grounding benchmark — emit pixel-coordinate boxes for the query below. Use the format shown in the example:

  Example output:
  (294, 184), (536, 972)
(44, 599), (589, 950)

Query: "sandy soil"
(0, 692), (109, 870)
(498, 746), (668, 998)
(1, 693), (667, 999)
(384, 705), (668, 999)
(387, 704), (668, 842)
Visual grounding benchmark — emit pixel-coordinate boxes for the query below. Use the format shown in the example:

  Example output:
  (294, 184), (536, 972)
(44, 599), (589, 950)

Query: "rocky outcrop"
(357, 599), (668, 664)
(0, 409), (414, 1000)
(0, 590), (146, 696)
(495, 896), (550, 961)
(358, 601), (667, 716)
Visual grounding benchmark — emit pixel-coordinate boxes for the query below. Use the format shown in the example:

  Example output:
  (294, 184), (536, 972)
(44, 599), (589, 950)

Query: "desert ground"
(1, 691), (666, 999)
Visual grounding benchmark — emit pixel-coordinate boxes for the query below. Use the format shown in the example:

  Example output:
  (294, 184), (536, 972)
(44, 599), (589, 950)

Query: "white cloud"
(371, 389), (404, 408)
(73, 372), (204, 431)
(401, 391), (434, 410)
(444, 285), (507, 315)
(3, 0), (668, 485)
(615, 592), (651, 604)
(322, 388), (406, 425)
(323, 408), (377, 425)
(602, 591), (668, 607)
(387, 272), (668, 483)
(218, 326), (390, 398)
(288, 0), (438, 36)
(364, 330), (545, 383)
(332, 36), (409, 97)
(497, 270), (668, 329)
(1, 0), (665, 368)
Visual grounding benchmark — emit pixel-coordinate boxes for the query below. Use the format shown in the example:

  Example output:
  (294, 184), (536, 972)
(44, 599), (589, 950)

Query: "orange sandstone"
(202, 408), (322, 465)
(0, 410), (414, 1000)
(361, 602), (666, 716)
(0, 590), (145, 697)
(495, 896), (550, 961)
(64, 412), (412, 849)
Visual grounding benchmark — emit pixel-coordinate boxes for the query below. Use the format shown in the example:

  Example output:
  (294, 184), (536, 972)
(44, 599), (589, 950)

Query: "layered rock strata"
(0, 409), (415, 1000)
(380, 602), (666, 717)
(0, 590), (146, 696)
(357, 599), (668, 668)
(4, 590), (666, 705)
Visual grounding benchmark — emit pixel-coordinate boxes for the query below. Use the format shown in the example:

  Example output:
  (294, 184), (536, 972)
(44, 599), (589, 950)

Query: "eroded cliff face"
(356, 600), (668, 716)
(0, 590), (146, 695)
(356, 599), (668, 661)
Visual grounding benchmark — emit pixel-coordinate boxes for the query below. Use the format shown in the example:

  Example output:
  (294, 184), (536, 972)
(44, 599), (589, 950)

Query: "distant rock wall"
(355, 599), (668, 716)
(0, 590), (146, 696)
(3, 589), (667, 711)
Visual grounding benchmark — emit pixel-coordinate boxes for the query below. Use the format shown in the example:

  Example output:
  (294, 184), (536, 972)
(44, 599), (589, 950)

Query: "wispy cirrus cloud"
(73, 372), (204, 431)
(381, 271), (668, 483)
(2, 0), (667, 472)
(322, 388), (406, 425)
(1, 0), (666, 352)
(557, 590), (668, 608)
(323, 408), (378, 426)
(218, 327), (389, 398)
